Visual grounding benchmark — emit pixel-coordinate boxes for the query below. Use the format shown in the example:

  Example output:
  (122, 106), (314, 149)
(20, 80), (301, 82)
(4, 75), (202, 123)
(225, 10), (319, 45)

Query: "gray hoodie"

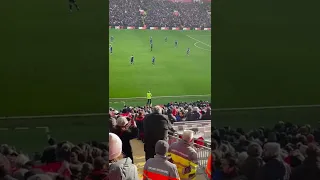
(108, 157), (139, 180)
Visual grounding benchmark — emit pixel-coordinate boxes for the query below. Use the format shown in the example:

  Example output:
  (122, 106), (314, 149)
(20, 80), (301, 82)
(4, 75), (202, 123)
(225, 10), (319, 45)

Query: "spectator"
(108, 133), (139, 180)
(135, 111), (145, 141)
(12, 154), (30, 180)
(168, 130), (198, 179)
(239, 143), (263, 180)
(290, 144), (320, 180)
(256, 142), (291, 180)
(186, 107), (201, 121)
(201, 107), (211, 120)
(109, 0), (211, 28)
(143, 140), (180, 180)
(111, 116), (138, 163)
(143, 106), (176, 161)
(0, 153), (15, 180)
(85, 157), (108, 180)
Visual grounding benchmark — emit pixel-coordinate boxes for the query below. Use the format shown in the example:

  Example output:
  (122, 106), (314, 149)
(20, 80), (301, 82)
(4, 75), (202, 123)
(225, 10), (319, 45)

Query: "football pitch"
(212, 0), (320, 129)
(1, 0), (108, 152)
(109, 30), (211, 108)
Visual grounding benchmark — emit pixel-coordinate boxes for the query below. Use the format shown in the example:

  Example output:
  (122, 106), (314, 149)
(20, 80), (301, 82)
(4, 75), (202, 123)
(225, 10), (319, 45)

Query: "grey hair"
(15, 154), (29, 167)
(116, 116), (128, 127)
(153, 106), (162, 114)
(263, 142), (281, 158)
(182, 130), (194, 142)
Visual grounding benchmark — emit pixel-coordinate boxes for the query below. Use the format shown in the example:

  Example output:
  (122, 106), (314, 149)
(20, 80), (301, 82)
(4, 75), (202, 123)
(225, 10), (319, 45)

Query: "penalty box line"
(185, 35), (211, 48)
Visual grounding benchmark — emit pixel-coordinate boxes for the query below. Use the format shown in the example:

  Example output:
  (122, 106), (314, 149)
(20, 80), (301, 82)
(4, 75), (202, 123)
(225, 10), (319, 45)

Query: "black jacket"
(143, 112), (175, 145)
(290, 157), (320, 180)
(111, 126), (138, 155)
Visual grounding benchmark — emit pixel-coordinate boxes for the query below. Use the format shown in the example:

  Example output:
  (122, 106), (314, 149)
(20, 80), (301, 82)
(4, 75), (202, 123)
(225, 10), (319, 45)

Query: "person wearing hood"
(108, 133), (139, 180)
(143, 140), (180, 180)
(239, 143), (264, 180)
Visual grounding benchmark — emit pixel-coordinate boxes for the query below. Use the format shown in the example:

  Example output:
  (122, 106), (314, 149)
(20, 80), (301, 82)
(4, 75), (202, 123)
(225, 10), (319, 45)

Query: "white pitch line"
(0, 113), (108, 120)
(0, 128), (9, 131)
(110, 94), (211, 100)
(186, 35), (211, 47)
(14, 127), (29, 130)
(36, 126), (51, 139)
(194, 42), (211, 51)
(1, 104), (320, 120)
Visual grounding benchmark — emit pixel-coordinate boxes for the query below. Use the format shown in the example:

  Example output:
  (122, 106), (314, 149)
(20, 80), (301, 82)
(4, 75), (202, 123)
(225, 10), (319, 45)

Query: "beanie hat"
(109, 133), (122, 160)
(155, 140), (169, 156)
(237, 152), (248, 165)
(263, 142), (280, 158)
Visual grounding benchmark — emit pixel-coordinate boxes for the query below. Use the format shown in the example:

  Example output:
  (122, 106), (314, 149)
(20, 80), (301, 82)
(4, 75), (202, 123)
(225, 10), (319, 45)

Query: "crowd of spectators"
(109, 0), (211, 28)
(109, 100), (211, 125)
(211, 122), (320, 180)
(108, 101), (211, 180)
(109, 0), (141, 27)
(0, 139), (109, 180)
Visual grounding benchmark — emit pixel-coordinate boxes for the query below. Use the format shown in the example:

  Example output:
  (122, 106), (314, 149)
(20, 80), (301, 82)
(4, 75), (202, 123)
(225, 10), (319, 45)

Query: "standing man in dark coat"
(143, 106), (176, 161)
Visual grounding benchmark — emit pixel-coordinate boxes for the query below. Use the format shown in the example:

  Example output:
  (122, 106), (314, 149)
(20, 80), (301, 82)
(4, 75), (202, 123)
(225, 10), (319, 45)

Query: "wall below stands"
(109, 26), (211, 31)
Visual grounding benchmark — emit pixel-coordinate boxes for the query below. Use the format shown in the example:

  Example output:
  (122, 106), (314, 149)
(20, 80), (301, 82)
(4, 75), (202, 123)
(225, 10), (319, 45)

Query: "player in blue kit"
(110, 36), (114, 43)
(165, 37), (167, 42)
(150, 43), (153, 51)
(152, 56), (155, 65)
(69, 0), (80, 12)
(109, 44), (113, 54)
(175, 40), (178, 47)
(130, 55), (134, 65)
(187, 48), (190, 56)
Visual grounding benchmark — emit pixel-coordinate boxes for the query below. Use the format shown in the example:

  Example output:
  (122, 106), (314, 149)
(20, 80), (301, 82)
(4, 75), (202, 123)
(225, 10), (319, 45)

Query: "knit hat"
(109, 133), (122, 160)
(237, 152), (248, 165)
(155, 140), (169, 156)
(263, 142), (280, 158)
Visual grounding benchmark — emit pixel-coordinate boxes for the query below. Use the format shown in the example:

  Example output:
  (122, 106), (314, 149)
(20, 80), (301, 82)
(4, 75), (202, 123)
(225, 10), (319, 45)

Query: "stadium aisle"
(130, 139), (145, 179)
(130, 139), (208, 180)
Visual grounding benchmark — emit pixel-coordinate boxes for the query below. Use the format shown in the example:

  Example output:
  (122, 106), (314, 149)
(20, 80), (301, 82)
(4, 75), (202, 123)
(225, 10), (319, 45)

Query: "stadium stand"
(109, 101), (211, 179)
(109, 0), (211, 28)
(210, 122), (320, 180)
(0, 140), (109, 180)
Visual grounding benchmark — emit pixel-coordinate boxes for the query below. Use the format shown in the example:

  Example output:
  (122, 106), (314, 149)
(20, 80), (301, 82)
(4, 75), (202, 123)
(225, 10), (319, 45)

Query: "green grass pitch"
(212, 0), (320, 129)
(1, 0), (108, 117)
(1, 0), (108, 152)
(109, 30), (211, 108)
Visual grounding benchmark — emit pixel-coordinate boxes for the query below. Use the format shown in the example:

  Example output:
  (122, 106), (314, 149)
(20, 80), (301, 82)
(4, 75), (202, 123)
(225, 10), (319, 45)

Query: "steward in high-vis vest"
(146, 91), (152, 107)
(205, 154), (212, 179)
(167, 130), (198, 180)
(143, 140), (180, 180)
